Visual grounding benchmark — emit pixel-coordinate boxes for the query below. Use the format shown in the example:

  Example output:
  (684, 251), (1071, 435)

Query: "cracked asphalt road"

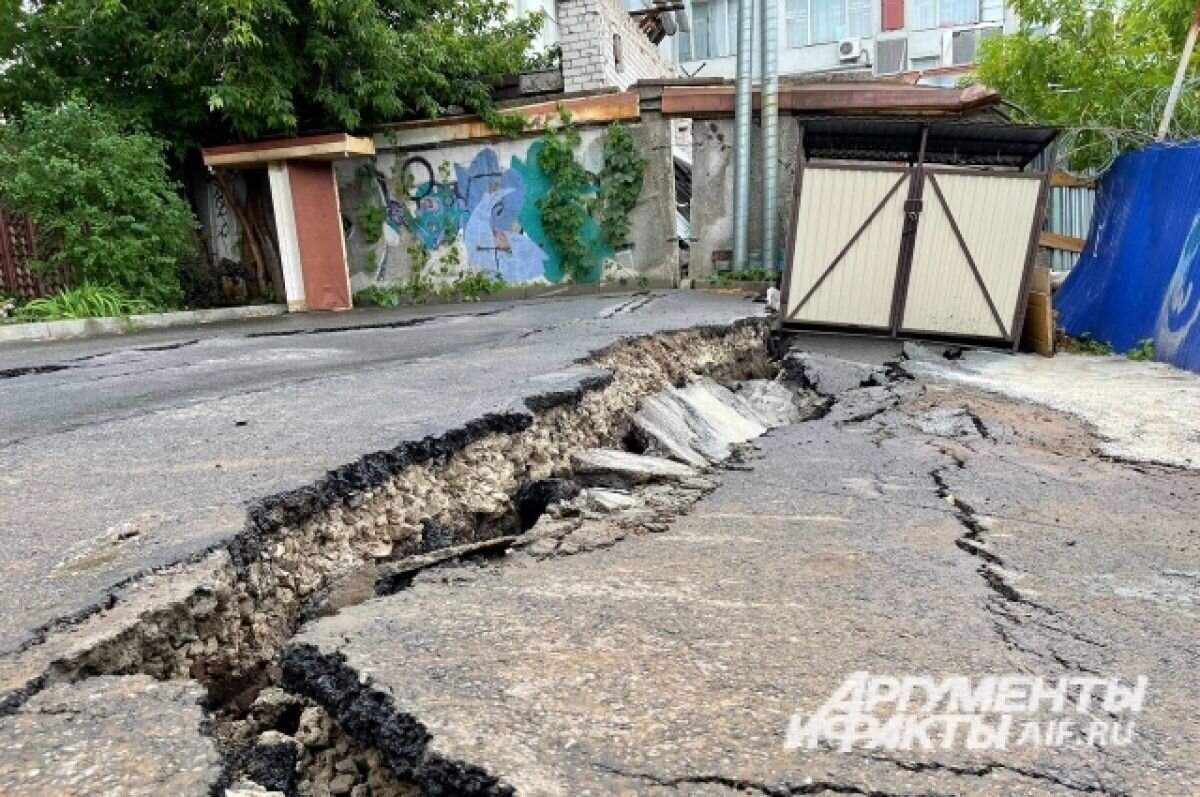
(0, 292), (759, 658)
(286, 353), (1199, 796)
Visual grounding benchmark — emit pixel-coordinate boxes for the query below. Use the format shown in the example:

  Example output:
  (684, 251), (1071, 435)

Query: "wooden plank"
(660, 83), (1001, 117)
(203, 134), (376, 168)
(1020, 291), (1055, 357)
(1029, 265), (1052, 295)
(1039, 231), (1086, 253)
(1051, 172), (1096, 189)
(377, 92), (639, 149)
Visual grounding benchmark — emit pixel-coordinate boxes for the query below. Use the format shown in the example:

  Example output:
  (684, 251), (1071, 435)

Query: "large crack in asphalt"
(1, 318), (784, 797)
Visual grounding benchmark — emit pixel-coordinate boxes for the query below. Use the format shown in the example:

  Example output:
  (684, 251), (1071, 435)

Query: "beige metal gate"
(782, 154), (1053, 347)
(901, 170), (1045, 340)
(783, 166), (913, 330)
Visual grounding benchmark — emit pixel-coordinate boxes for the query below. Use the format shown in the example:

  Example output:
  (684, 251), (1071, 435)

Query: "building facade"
(515, 0), (1017, 84)
(673, 0), (1015, 81)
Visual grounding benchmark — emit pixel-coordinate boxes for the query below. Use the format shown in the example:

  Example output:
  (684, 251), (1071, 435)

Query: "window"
(787, 0), (872, 47)
(912, 0), (981, 30)
(875, 37), (908, 75)
(678, 0), (734, 60)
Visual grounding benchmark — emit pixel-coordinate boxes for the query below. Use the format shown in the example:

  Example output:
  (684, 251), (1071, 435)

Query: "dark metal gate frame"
(780, 124), (1058, 351)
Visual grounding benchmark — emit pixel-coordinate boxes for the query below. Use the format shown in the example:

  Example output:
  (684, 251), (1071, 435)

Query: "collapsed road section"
(273, 352), (1200, 797)
(0, 296), (818, 795)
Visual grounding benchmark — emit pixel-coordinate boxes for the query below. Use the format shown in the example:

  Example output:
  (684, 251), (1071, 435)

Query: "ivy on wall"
(536, 109), (592, 281)
(537, 110), (646, 281)
(596, 122), (646, 249)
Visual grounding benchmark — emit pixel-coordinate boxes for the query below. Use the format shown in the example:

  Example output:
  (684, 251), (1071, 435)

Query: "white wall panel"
(786, 168), (908, 328)
(902, 172), (1041, 338)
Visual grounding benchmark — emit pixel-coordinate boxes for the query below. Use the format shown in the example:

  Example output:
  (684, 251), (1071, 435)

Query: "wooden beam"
(202, 134), (376, 168)
(1051, 172), (1096, 189)
(660, 83), (1001, 117)
(376, 92), (639, 149)
(1040, 231), (1086, 253)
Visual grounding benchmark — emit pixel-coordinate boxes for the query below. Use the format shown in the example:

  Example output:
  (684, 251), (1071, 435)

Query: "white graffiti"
(1156, 211), (1200, 359)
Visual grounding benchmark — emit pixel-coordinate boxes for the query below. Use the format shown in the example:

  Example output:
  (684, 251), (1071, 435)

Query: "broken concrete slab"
(782, 351), (887, 397)
(731, 378), (809, 428)
(631, 393), (713, 468)
(632, 376), (792, 467)
(583, 488), (639, 512)
(570, 449), (700, 486)
(0, 675), (221, 796)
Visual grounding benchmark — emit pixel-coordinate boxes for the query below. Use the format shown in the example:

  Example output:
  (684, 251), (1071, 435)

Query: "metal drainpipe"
(732, 0), (755, 270)
(759, 0), (779, 274)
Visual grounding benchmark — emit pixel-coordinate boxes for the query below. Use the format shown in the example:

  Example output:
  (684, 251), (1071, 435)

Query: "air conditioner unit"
(838, 38), (862, 62)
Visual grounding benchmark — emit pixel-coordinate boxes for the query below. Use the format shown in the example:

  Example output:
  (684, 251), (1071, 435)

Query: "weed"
(1062, 334), (1114, 356)
(1126, 338), (1155, 361)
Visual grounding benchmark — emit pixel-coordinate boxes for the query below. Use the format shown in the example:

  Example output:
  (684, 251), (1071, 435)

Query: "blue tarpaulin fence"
(1056, 141), (1200, 371)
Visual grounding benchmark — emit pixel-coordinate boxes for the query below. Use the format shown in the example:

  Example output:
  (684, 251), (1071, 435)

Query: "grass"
(9, 285), (162, 322)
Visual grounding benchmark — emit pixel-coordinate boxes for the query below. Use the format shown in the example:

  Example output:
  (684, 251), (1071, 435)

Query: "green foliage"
(358, 205), (388, 245)
(1126, 338), (1156, 361)
(708, 268), (772, 285)
(0, 0), (544, 151)
(0, 101), (193, 307)
(636, 275), (650, 290)
(537, 109), (592, 281)
(13, 285), (159, 321)
(976, 0), (1200, 163)
(353, 284), (404, 308)
(352, 269), (505, 307)
(1063, 333), (1115, 356)
(451, 270), (506, 302)
(596, 123), (646, 249)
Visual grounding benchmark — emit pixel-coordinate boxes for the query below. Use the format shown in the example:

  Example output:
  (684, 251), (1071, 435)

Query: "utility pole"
(1157, 3), (1200, 141)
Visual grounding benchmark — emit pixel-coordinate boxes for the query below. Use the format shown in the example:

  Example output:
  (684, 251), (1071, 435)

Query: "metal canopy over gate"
(780, 117), (1059, 348)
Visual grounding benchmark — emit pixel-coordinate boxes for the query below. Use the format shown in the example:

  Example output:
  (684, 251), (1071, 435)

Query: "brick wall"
(559, 0), (674, 93)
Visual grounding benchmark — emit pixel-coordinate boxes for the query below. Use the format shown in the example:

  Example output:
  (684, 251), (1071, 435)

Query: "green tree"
(0, 101), (196, 307)
(977, 0), (1200, 146)
(0, 0), (542, 150)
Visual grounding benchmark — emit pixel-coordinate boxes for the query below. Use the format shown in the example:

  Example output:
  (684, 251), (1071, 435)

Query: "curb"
(0, 304), (288, 345)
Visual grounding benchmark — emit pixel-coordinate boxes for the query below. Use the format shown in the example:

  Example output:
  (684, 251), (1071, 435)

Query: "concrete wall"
(688, 116), (801, 280)
(335, 118), (679, 293)
(559, 0), (676, 92)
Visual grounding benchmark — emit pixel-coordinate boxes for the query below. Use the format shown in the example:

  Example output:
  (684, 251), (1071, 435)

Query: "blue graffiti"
(378, 149), (547, 284)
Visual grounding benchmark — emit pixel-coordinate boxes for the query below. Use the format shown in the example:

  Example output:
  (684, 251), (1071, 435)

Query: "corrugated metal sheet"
(902, 172), (1042, 338)
(786, 167), (909, 328)
(1047, 185), (1096, 272)
(1057, 142), (1200, 369)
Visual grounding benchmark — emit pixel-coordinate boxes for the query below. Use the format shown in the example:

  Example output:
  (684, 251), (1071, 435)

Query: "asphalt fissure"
(0, 320), (783, 795)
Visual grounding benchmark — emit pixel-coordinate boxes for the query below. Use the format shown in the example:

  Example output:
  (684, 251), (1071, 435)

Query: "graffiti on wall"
(1156, 211), (1200, 361)
(369, 144), (610, 285)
